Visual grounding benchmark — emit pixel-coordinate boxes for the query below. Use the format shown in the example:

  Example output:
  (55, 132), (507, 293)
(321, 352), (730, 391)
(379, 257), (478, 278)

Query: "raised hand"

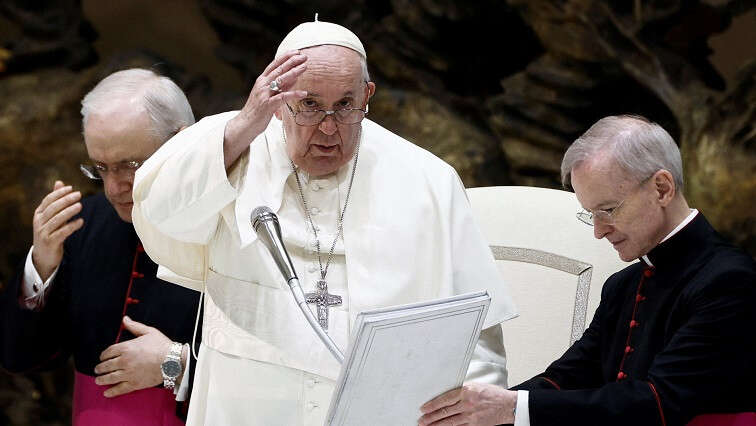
(223, 50), (309, 168)
(31, 180), (84, 281)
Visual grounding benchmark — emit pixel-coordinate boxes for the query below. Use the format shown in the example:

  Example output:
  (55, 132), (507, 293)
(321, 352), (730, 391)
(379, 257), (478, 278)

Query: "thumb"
(122, 315), (153, 336)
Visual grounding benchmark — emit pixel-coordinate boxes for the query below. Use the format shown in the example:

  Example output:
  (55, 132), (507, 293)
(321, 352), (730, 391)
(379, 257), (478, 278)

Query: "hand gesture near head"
(32, 180), (84, 281)
(223, 50), (309, 168)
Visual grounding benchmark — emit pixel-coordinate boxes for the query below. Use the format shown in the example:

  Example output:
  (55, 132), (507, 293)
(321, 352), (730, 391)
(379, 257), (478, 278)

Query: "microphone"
(250, 206), (344, 364)
(251, 206), (297, 283)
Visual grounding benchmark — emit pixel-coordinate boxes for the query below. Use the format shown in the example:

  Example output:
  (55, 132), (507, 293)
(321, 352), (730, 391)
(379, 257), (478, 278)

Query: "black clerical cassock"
(0, 193), (201, 424)
(513, 213), (756, 426)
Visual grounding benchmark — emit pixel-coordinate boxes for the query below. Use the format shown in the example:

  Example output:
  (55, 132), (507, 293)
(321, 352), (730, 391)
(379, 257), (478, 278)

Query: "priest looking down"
(420, 115), (756, 426)
(132, 18), (517, 425)
(0, 69), (201, 425)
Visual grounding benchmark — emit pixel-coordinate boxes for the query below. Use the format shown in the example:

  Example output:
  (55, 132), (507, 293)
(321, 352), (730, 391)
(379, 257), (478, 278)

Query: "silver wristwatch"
(161, 342), (183, 390)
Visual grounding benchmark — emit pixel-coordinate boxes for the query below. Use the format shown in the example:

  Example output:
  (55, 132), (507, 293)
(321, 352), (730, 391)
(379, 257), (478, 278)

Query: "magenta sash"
(687, 413), (756, 426)
(72, 371), (185, 426)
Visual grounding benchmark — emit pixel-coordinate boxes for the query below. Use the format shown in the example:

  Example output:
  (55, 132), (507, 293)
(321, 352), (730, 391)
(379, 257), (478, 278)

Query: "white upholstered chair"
(467, 186), (629, 386)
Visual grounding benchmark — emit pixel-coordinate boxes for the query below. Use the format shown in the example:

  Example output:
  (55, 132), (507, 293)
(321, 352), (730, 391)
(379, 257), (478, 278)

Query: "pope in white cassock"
(132, 18), (517, 425)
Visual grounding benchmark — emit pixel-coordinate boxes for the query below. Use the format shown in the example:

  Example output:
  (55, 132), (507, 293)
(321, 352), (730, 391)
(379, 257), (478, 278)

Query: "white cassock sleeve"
(465, 324), (508, 386)
(131, 112), (241, 290)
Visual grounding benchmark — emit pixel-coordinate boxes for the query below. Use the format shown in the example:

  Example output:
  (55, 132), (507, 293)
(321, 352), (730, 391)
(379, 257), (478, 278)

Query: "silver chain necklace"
(284, 127), (361, 330)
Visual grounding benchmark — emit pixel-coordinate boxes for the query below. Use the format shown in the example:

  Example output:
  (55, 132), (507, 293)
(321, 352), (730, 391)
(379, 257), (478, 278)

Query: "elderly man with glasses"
(131, 17), (516, 425)
(421, 115), (756, 426)
(1, 69), (202, 425)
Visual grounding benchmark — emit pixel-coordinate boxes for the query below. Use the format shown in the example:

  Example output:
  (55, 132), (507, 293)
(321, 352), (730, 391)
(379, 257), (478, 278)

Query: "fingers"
(94, 356), (121, 375)
(262, 50), (305, 79)
(122, 315), (155, 337)
(44, 199), (83, 232)
(270, 61), (308, 94)
(40, 190), (81, 224)
(268, 89), (308, 110)
(421, 388), (462, 414)
(46, 217), (84, 246)
(419, 402), (465, 426)
(100, 342), (124, 361)
(103, 381), (133, 398)
(424, 414), (467, 426)
(95, 369), (123, 386)
(36, 185), (76, 217)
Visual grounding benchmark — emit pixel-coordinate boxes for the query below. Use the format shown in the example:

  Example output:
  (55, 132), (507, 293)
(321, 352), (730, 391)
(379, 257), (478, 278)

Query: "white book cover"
(325, 291), (491, 425)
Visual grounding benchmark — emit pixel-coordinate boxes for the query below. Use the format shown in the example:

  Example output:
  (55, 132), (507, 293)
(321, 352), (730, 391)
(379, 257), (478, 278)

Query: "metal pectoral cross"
(305, 279), (342, 331)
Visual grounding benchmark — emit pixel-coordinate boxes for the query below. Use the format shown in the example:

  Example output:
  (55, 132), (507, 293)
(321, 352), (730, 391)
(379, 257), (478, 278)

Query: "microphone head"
(251, 206), (276, 232)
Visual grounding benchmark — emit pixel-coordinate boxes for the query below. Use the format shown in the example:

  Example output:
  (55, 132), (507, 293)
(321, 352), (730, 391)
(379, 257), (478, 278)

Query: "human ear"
(653, 169), (676, 206)
(366, 81), (376, 100)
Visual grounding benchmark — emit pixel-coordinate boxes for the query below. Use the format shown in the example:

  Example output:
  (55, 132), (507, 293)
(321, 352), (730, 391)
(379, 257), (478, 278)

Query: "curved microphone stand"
(251, 207), (345, 364)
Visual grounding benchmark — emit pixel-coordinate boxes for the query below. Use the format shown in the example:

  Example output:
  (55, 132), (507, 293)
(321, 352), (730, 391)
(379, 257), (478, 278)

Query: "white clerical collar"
(641, 209), (698, 267)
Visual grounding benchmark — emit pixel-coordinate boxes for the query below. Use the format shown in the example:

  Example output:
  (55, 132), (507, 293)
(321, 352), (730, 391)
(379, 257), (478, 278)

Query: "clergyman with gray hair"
(421, 115), (756, 426)
(0, 68), (202, 425)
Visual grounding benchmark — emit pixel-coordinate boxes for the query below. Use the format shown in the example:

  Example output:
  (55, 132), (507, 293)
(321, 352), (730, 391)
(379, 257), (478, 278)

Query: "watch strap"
(162, 342), (183, 389)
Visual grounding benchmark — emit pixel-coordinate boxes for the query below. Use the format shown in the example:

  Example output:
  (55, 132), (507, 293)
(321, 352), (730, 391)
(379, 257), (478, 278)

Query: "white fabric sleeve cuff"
(514, 390), (531, 426)
(465, 325), (508, 386)
(175, 343), (191, 401)
(21, 246), (59, 309)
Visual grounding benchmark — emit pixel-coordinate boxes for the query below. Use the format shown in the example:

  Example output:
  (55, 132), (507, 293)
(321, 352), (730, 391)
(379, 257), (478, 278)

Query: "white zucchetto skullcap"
(275, 14), (366, 59)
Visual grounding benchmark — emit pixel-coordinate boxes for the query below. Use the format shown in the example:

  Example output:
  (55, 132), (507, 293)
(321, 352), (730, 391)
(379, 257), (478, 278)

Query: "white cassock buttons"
(311, 207), (320, 215)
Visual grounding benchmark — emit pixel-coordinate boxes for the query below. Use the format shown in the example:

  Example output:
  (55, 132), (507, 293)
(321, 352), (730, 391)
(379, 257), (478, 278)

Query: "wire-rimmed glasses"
(285, 102), (369, 126)
(576, 176), (652, 226)
(80, 160), (143, 181)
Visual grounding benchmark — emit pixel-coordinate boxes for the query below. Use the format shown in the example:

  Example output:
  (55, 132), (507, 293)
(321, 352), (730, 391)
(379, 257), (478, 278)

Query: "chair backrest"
(467, 186), (629, 386)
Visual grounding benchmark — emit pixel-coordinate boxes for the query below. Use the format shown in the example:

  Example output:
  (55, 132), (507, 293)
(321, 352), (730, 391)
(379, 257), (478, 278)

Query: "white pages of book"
(325, 291), (491, 426)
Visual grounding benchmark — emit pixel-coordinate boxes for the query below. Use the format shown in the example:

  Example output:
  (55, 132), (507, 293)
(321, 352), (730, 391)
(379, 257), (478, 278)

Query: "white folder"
(325, 291), (491, 425)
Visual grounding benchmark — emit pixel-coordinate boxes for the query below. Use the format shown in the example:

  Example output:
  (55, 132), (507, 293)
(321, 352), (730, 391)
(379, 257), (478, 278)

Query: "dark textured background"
(1, 1), (754, 424)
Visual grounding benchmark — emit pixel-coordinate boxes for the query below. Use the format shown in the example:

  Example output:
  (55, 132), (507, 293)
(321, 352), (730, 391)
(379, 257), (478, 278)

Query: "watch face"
(161, 359), (181, 378)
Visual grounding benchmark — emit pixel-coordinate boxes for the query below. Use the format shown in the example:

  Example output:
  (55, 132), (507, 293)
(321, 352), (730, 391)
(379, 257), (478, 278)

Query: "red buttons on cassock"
(636, 294), (647, 302)
(126, 297), (140, 305)
(131, 271), (144, 278)
(644, 268), (654, 278)
(136, 244), (145, 253)
(630, 320), (639, 328)
(625, 345), (633, 354)
(617, 372), (627, 380)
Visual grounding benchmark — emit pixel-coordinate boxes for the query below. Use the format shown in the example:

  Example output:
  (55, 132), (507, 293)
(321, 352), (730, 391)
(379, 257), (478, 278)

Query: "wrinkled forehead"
(305, 45), (362, 75)
(292, 45), (365, 94)
(571, 155), (637, 208)
(83, 103), (159, 162)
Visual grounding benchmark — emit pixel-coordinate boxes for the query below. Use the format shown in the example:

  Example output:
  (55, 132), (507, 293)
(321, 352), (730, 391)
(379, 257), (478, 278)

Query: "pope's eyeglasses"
(285, 102), (369, 126)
